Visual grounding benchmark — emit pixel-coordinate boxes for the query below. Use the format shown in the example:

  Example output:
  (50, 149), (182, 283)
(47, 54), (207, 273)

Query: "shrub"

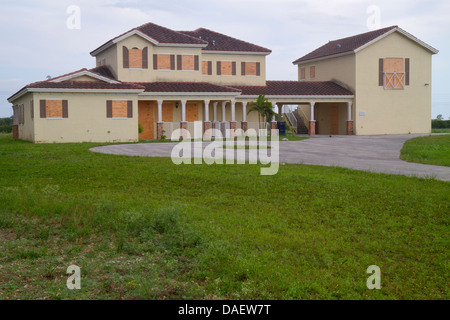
(432, 119), (450, 129)
(0, 125), (12, 133)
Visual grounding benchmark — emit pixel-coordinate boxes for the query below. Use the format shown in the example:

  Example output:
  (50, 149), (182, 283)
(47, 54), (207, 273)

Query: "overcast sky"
(0, 0), (448, 118)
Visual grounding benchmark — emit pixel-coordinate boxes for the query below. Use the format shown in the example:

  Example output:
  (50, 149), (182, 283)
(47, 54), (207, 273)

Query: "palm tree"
(247, 94), (280, 130)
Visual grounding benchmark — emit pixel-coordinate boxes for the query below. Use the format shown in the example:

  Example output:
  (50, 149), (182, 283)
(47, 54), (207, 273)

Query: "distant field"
(400, 135), (450, 167)
(0, 133), (448, 300)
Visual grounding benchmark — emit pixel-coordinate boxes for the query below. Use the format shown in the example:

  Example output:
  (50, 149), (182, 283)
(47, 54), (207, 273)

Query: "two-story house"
(7, 22), (436, 142)
(293, 26), (439, 135)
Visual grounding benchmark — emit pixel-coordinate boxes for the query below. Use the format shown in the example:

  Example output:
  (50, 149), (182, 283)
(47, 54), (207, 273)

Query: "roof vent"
(46, 75), (51, 80)
(337, 43), (342, 48)
(212, 40), (215, 45)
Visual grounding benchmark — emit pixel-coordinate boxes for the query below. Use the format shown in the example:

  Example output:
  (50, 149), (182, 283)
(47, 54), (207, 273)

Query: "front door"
(138, 101), (155, 140)
(331, 104), (339, 135)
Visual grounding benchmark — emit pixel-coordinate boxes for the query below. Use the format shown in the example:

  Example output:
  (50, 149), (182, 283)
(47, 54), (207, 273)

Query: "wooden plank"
(46, 100), (63, 118)
(331, 104), (339, 135)
(221, 61), (233, 75)
(138, 101), (154, 140)
(202, 61), (209, 75)
(186, 103), (198, 122)
(157, 54), (171, 70)
(181, 55), (195, 70)
(245, 62), (257, 76)
(112, 101), (127, 118)
(129, 48), (143, 68)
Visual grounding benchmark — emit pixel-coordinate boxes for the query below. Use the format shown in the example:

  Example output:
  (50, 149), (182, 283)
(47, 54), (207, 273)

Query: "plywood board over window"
(220, 61), (235, 76)
(182, 55), (195, 70)
(243, 62), (258, 76)
(384, 58), (405, 89)
(300, 67), (306, 80)
(310, 66), (316, 79)
(129, 48), (143, 68)
(186, 103), (199, 122)
(202, 61), (209, 75)
(156, 54), (172, 70)
(107, 100), (132, 118)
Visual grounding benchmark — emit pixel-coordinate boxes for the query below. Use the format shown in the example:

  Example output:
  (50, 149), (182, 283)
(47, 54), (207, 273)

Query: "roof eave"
(293, 51), (354, 65)
(203, 50), (271, 56)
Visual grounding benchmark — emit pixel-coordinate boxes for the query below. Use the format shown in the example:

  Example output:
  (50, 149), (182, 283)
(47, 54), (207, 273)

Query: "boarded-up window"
(300, 67), (306, 80)
(384, 58), (405, 89)
(182, 55), (195, 70)
(242, 62), (260, 76)
(155, 54), (173, 70)
(220, 61), (233, 76)
(129, 48), (143, 68)
(46, 100), (63, 118)
(107, 100), (133, 118)
(202, 61), (209, 75)
(310, 66), (316, 79)
(186, 103), (199, 122)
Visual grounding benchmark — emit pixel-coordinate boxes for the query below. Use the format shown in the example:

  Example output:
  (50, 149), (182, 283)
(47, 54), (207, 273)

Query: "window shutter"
(31, 100), (34, 119)
(379, 59), (384, 86)
(142, 47), (148, 69)
(241, 62), (246, 76)
(106, 100), (112, 118)
(217, 61), (221, 75)
(232, 62), (236, 75)
(153, 54), (158, 70)
(170, 55), (175, 70)
(256, 62), (261, 76)
(127, 101), (133, 118)
(208, 61), (212, 75)
(405, 58), (410, 86)
(123, 46), (129, 69)
(194, 55), (199, 71)
(40, 100), (46, 118)
(177, 55), (182, 70)
(62, 100), (69, 118)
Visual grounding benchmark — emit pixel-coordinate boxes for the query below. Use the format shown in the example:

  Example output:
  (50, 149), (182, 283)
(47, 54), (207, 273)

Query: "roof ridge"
(329, 25), (397, 43)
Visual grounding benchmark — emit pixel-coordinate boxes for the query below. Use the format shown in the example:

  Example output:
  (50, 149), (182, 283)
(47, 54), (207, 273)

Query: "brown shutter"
(142, 47), (148, 69)
(241, 62), (246, 76)
(170, 55), (175, 70)
(40, 100), (46, 118)
(405, 58), (410, 86)
(153, 54), (158, 70)
(30, 100), (34, 119)
(194, 55), (199, 71)
(62, 100), (69, 118)
(379, 59), (384, 86)
(127, 101), (133, 118)
(106, 100), (112, 118)
(123, 46), (129, 69)
(177, 55), (182, 70)
(208, 61), (212, 75)
(256, 62), (261, 76)
(232, 62), (236, 75)
(217, 61), (221, 75)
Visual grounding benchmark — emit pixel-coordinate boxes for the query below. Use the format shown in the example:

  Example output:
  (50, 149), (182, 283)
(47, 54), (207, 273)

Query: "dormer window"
(123, 46), (148, 69)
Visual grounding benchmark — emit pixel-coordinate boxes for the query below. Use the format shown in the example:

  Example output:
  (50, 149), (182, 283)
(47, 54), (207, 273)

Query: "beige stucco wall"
(32, 92), (139, 143)
(13, 92), (35, 142)
(96, 44), (119, 79)
(355, 32), (433, 135)
(297, 54), (356, 92)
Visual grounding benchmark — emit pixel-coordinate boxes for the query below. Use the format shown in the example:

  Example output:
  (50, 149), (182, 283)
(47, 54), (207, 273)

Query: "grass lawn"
(0, 133), (448, 300)
(400, 135), (450, 167)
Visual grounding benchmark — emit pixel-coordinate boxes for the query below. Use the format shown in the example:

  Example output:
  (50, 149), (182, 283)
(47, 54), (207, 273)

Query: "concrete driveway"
(90, 134), (450, 181)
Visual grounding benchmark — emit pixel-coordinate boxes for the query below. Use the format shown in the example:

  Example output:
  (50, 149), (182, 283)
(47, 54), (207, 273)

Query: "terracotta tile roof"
(91, 22), (207, 55)
(90, 65), (116, 80)
(134, 82), (242, 93)
(179, 28), (272, 53)
(231, 81), (354, 96)
(293, 26), (398, 64)
(26, 81), (144, 90)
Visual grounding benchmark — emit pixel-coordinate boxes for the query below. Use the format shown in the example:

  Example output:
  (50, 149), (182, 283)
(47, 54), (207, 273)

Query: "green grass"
(0, 133), (448, 300)
(400, 135), (450, 167)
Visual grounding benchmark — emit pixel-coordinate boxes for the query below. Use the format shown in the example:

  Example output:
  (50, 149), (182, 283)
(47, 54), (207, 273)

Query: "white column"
(310, 102), (316, 121)
(181, 100), (187, 122)
(221, 101), (227, 122)
(242, 102), (247, 122)
(157, 100), (163, 123)
(230, 100), (236, 122)
(213, 102), (218, 122)
(347, 101), (353, 121)
(204, 99), (210, 122)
